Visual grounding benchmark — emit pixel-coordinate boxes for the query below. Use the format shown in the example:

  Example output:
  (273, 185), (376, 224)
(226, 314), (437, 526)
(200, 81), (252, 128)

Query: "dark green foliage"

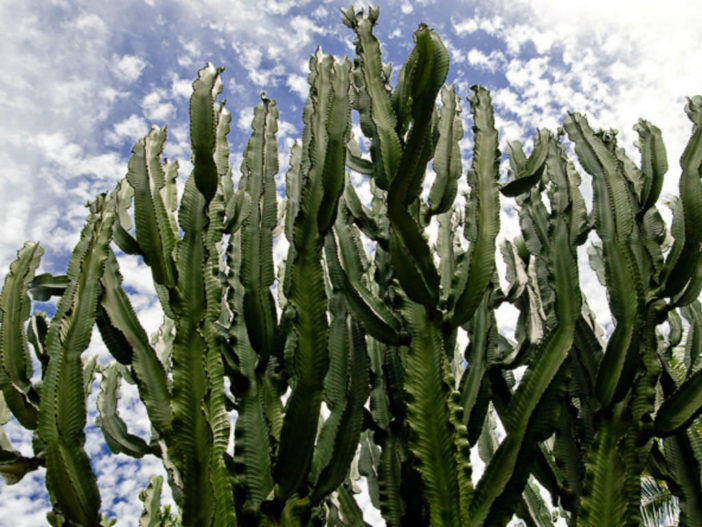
(2, 6), (702, 527)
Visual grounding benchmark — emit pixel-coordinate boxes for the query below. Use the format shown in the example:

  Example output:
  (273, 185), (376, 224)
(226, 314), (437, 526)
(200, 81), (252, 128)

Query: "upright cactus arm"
(402, 300), (464, 526)
(240, 96), (280, 365)
(427, 85), (463, 217)
(163, 63), (232, 526)
(311, 300), (370, 503)
(564, 113), (644, 408)
(274, 51), (343, 502)
(0, 241), (43, 429)
(448, 86), (500, 328)
(37, 194), (115, 525)
(382, 24), (446, 308)
(169, 176), (214, 524)
(663, 96), (702, 302)
(203, 151), (237, 527)
(139, 475), (165, 527)
(665, 108), (702, 308)
(317, 58), (352, 234)
(26, 311), (49, 375)
(191, 63), (224, 204)
(546, 135), (589, 246)
(343, 6), (401, 188)
(387, 24), (448, 204)
(126, 126), (177, 290)
(576, 410), (628, 527)
(459, 291), (494, 441)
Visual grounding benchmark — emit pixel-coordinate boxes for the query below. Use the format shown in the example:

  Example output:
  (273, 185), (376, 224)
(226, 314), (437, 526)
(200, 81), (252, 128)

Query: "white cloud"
(72, 13), (108, 35)
(286, 73), (307, 99)
(113, 54), (147, 83)
(107, 114), (149, 145)
(170, 74), (193, 99)
(466, 48), (505, 73)
(142, 90), (176, 122)
(237, 106), (254, 131)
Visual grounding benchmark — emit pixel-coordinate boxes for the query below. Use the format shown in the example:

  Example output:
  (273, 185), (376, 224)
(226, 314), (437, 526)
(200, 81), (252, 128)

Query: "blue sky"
(0, 0), (701, 524)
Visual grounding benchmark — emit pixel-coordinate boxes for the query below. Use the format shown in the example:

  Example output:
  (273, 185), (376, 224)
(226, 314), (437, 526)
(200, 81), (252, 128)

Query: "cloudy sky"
(0, 0), (701, 524)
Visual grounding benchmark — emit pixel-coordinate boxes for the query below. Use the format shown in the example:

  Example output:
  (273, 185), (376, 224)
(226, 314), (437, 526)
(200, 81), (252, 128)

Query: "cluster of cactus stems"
(3, 6), (702, 526)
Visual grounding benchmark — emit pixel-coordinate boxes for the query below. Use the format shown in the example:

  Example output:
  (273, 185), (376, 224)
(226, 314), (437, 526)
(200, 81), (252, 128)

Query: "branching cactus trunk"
(2, 5), (702, 527)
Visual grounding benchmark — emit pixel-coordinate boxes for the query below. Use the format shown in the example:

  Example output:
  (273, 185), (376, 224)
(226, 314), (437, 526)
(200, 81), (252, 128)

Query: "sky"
(0, 0), (701, 524)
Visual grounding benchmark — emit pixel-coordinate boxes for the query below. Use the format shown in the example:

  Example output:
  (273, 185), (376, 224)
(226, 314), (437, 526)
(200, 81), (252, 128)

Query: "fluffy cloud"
(113, 54), (148, 83)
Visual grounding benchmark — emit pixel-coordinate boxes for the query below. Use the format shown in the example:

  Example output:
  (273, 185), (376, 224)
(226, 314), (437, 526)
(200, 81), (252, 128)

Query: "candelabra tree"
(1, 5), (702, 527)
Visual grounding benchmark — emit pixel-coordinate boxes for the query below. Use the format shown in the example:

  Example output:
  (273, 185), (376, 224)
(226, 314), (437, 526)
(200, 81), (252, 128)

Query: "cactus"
(2, 5), (702, 527)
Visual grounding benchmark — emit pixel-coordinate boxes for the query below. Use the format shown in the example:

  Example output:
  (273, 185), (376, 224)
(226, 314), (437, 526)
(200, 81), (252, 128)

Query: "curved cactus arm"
(0, 241), (43, 429)
(96, 363), (152, 457)
(564, 113), (644, 408)
(345, 140), (374, 176)
(0, 391), (42, 484)
(655, 367), (702, 436)
(113, 177), (142, 256)
(402, 300), (463, 526)
(27, 272), (69, 301)
(499, 130), (550, 198)
(427, 86), (463, 216)
(661, 430), (702, 524)
(635, 119), (668, 213)
(680, 301), (702, 373)
(37, 194), (116, 525)
(126, 126), (177, 289)
(324, 227), (402, 345)
(663, 96), (702, 301)
(448, 86), (500, 328)
(482, 365), (570, 527)
(26, 311), (49, 374)
(342, 182), (384, 243)
(99, 249), (172, 435)
(518, 478), (557, 527)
